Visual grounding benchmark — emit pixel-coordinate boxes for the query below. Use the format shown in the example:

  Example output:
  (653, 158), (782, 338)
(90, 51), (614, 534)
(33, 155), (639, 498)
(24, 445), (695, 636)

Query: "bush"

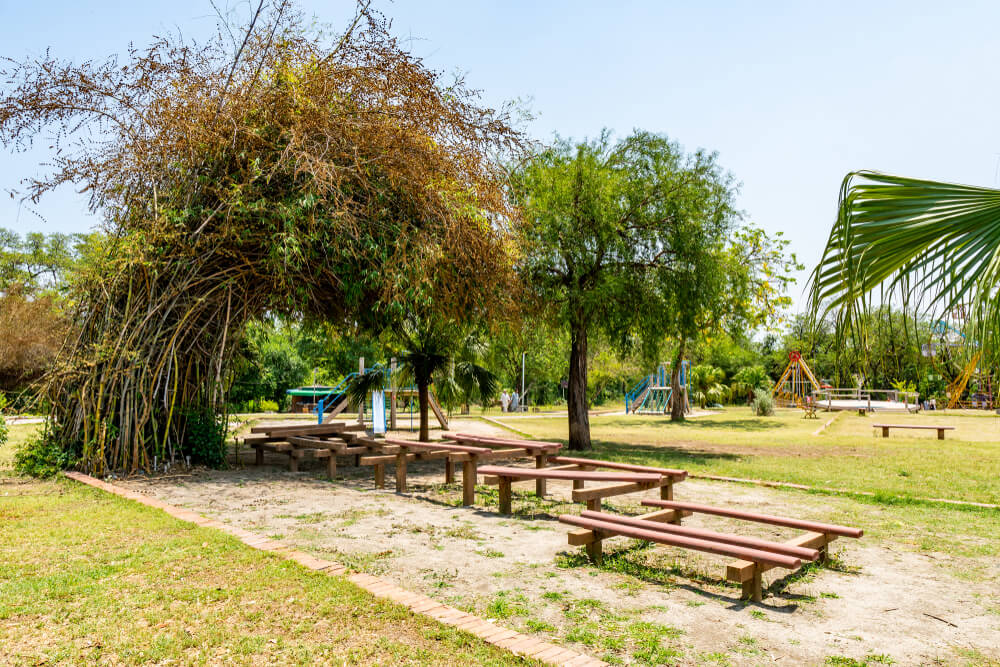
(181, 408), (228, 467)
(751, 389), (774, 417)
(14, 426), (78, 478)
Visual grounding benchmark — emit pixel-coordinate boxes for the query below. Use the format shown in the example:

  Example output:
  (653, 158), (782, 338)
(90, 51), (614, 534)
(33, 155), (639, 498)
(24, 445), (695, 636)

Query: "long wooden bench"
(872, 423), (955, 440)
(478, 463), (680, 515)
(637, 498), (862, 600)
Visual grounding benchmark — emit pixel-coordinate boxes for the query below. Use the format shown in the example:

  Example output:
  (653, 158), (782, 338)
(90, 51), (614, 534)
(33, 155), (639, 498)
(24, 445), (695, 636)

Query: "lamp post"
(521, 351), (526, 412)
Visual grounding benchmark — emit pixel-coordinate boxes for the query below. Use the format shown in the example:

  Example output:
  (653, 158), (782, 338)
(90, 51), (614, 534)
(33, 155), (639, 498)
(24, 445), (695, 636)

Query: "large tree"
(0, 2), (523, 473)
(512, 131), (750, 449)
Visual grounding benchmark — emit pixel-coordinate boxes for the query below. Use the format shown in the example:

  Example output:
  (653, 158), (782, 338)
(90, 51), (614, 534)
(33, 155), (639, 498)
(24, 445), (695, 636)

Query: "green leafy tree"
(730, 366), (772, 404)
(513, 130), (760, 449)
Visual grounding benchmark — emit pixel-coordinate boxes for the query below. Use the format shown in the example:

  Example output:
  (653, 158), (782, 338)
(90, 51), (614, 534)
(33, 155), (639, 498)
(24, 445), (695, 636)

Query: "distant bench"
(873, 423), (955, 440)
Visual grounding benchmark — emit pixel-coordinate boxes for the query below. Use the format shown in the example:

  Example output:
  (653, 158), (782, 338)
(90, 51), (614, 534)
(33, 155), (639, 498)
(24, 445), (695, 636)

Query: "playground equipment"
(772, 351), (821, 408)
(928, 309), (995, 409)
(625, 361), (691, 414)
(293, 357), (449, 429)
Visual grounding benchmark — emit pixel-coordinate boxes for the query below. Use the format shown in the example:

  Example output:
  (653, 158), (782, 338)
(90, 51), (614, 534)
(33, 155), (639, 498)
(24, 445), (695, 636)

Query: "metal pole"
(389, 357), (397, 431)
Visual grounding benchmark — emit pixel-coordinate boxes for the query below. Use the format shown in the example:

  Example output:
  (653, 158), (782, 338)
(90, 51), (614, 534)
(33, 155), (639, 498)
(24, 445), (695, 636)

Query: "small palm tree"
(689, 364), (727, 409)
(730, 365), (771, 404)
(347, 317), (496, 441)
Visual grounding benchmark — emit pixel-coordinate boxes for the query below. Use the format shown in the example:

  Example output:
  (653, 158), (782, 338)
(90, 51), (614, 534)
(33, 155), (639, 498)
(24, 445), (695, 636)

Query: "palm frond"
(345, 367), (390, 407)
(809, 171), (1000, 360)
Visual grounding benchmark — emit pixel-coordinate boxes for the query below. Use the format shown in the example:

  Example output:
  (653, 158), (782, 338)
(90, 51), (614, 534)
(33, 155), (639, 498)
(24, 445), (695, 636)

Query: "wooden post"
(586, 538), (603, 565)
(498, 477), (512, 514)
(327, 453), (337, 479)
(573, 479), (585, 491)
(586, 498), (601, 512)
(937, 428), (945, 440)
(358, 357), (365, 424)
(254, 445), (263, 466)
(445, 458), (455, 484)
(389, 357), (397, 431)
(742, 565), (763, 602)
(534, 455), (546, 497)
(375, 463), (385, 489)
(462, 458), (477, 506)
(882, 426), (890, 438)
(395, 450), (407, 493)
(288, 454), (298, 473)
(660, 480), (673, 501)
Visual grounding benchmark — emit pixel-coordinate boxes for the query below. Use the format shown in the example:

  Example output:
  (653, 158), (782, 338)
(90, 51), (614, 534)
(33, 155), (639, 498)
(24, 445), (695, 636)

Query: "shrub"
(14, 425), (78, 477)
(751, 388), (774, 416)
(181, 408), (228, 467)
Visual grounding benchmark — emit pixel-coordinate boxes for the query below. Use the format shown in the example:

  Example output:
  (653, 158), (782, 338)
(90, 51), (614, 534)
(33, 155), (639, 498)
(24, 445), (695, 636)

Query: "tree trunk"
(567, 318), (591, 451)
(670, 340), (686, 422)
(418, 381), (430, 442)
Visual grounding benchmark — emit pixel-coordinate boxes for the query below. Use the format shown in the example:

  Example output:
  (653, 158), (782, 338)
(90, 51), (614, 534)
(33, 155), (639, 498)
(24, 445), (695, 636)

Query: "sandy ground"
(121, 418), (1000, 666)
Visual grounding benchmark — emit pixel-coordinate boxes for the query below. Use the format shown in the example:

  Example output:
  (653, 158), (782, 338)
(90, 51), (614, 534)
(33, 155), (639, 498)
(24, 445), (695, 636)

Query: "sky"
(2, 0), (1000, 309)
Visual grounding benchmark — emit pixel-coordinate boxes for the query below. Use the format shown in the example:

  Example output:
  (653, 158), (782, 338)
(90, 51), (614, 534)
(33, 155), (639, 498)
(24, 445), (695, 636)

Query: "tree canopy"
(0, 2), (525, 473)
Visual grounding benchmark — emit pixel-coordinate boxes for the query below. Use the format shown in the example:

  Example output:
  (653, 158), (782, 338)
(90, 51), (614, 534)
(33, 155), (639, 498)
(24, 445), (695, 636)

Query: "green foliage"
(0, 227), (100, 294)
(689, 364), (727, 408)
(181, 408), (228, 467)
(890, 379), (916, 394)
(229, 320), (310, 410)
(750, 388), (774, 416)
(14, 425), (78, 477)
(730, 365), (773, 404)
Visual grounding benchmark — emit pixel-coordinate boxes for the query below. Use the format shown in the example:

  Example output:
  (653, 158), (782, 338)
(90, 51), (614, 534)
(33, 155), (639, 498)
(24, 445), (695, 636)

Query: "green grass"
(0, 425), (532, 665)
(495, 407), (1000, 504)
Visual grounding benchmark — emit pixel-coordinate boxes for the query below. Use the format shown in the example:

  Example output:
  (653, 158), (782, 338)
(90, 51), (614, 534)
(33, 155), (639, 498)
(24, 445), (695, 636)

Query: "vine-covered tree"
(0, 2), (524, 473)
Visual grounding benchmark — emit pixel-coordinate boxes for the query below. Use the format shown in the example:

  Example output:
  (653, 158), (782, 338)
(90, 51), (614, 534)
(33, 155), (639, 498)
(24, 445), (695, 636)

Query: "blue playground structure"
(288, 358), (449, 429)
(625, 361), (691, 414)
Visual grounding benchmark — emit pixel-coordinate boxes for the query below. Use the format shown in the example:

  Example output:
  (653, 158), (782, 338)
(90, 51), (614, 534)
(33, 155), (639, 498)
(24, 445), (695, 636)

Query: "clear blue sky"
(3, 0), (1000, 307)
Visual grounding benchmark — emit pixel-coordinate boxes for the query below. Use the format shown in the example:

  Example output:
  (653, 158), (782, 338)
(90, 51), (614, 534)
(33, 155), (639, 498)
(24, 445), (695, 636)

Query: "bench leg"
(937, 429), (945, 440)
(445, 459), (454, 484)
(586, 538), (603, 566)
(395, 453), (407, 493)
(254, 446), (263, 466)
(327, 454), (337, 479)
(535, 455), (546, 497)
(586, 498), (601, 512)
(573, 480), (585, 491)
(882, 426), (890, 438)
(374, 463), (385, 489)
(498, 478), (512, 514)
(741, 566), (763, 602)
(288, 453), (298, 473)
(660, 481), (673, 501)
(462, 459), (476, 506)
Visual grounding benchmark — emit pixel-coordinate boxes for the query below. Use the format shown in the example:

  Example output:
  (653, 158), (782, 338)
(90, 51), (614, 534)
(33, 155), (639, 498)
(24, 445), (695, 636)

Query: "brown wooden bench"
(801, 403), (818, 419)
(638, 499), (862, 600)
(479, 463), (681, 515)
(872, 423), (955, 440)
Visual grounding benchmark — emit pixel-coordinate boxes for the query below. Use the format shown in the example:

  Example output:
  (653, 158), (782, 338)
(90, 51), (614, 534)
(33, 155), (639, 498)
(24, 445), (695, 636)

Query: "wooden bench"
(801, 403), (818, 419)
(479, 463), (680, 515)
(639, 499), (862, 601)
(872, 423), (955, 440)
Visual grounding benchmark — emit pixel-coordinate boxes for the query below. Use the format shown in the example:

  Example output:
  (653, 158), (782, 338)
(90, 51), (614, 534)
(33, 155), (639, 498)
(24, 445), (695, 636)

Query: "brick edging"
(63, 472), (605, 667)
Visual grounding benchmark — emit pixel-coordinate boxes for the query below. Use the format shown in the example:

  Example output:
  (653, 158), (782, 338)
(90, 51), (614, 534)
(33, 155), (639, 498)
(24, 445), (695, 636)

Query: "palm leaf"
(345, 367), (390, 408)
(809, 171), (1000, 362)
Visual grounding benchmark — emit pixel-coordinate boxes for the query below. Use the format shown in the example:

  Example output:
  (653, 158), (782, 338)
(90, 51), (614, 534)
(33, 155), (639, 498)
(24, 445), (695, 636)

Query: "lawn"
(0, 424), (530, 666)
(494, 407), (1000, 505)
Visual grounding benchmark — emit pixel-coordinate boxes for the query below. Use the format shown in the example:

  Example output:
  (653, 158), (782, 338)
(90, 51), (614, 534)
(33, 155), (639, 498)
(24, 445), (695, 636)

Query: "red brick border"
(63, 472), (605, 667)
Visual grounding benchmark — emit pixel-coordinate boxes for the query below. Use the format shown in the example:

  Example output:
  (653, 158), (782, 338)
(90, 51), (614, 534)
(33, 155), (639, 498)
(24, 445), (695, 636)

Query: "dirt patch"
(122, 420), (1000, 665)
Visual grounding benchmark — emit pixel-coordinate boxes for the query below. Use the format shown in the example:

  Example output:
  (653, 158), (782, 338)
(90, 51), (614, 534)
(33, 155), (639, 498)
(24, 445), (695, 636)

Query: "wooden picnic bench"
(801, 403), (818, 419)
(479, 457), (685, 515)
(872, 423), (955, 440)
(563, 498), (862, 601)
